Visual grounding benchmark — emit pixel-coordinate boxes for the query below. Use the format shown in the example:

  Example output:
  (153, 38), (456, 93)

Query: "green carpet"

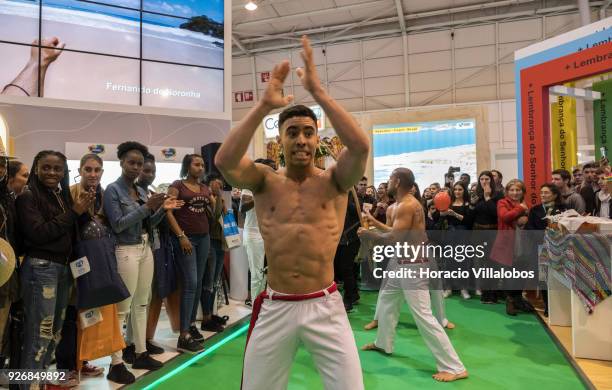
(135, 292), (586, 390)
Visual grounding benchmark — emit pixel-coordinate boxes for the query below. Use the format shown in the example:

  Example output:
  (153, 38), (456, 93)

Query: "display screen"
(372, 119), (477, 190)
(0, 0), (224, 112)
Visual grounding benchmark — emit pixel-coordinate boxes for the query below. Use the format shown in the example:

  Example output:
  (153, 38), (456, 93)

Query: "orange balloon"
(433, 192), (451, 212)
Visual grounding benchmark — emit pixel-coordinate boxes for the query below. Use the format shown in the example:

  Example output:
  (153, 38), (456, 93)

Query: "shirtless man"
(363, 187), (455, 332)
(215, 36), (369, 390)
(359, 168), (467, 383)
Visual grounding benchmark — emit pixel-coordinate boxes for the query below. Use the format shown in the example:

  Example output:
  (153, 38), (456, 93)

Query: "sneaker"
(244, 299), (252, 307)
(189, 325), (205, 342)
(344, 302), (353, 313)
(201, 319), (224, 333)
(146, 340), (165, 355)
(132, 352), (163, 371)
(107, 363), (135, 384)
(351, 295), (361, 305)
(443, 289), (452, 298)
(122, 344), (136, 365)
(475, 289), (482, 296)
(211, 314), (229, 325)
(177, 335), (205, 353)
(81, 362), (104, 377)
(460, 290), (471, 300)
(48, 371), (79, 388)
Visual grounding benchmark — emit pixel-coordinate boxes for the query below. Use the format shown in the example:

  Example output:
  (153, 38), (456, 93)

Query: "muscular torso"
(253, 167), (347, 294)
(392, 195), (428, 249)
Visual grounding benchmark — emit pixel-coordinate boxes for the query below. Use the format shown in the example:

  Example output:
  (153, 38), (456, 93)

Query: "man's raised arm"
(296, 36), (369, 192)
(215, 61), (294, 191)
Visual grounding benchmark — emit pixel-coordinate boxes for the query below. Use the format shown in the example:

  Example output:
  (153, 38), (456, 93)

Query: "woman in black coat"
(525, 183), (566, 316)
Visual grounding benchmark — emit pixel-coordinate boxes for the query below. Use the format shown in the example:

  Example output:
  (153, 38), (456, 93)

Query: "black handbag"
(74, 219), (130, 310)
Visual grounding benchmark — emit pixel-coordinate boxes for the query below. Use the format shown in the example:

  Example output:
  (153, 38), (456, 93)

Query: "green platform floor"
(132, 292), (587, 390)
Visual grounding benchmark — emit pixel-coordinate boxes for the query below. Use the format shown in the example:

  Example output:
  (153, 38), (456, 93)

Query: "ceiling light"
(245, 1), (257, 11)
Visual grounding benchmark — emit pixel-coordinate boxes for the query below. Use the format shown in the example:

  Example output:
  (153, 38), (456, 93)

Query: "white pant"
(243, 287), (364, 390)
(111, 237), (154, 363)
(373, 288), (448, 327)
(374, 261), (465, 374)
(244, 237), (266, 299)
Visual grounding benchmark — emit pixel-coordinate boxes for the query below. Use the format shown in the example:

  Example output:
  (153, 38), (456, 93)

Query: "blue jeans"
(175, 234), (210, 332)
(20, 257), (72, 371)
(201, 239), (225, 316)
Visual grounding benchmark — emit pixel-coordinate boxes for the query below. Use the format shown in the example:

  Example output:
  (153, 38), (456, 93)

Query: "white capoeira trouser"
(374, 258), (465, 374)
(242, 282), (364, 390)
(372, 261), (448, 327)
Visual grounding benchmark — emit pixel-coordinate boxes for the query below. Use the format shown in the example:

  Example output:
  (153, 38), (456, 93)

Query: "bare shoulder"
(251, 163), (279, 193)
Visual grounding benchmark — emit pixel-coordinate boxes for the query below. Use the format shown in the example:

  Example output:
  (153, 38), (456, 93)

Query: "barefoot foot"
(364, 320), (378, 330)
(361, 343), (388, 354)
(444, 321), (456, 330)
(432, 371), (468, 382)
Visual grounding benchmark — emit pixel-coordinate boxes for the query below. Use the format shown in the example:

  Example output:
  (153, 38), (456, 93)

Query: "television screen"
(372, 119), (477, 190)
(141, 61), (223, 111)
(0, 0), (225, 113)
(0, 42), (38, 96)
(42, 0), (140, 58)
(141, 12), (223, 68)
(44, 50), (140, 105)
(0, 0), (39, 45)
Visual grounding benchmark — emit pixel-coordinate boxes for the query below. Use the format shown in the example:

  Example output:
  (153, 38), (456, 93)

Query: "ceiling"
(231, 0), (608, 55)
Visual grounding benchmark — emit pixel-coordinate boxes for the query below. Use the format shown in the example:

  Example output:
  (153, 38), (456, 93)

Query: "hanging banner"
(593, 79), (612, 160)
(550, 95), (578, 171)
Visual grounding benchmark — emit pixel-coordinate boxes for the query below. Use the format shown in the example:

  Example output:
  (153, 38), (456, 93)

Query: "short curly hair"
(117, 141), (148, 160)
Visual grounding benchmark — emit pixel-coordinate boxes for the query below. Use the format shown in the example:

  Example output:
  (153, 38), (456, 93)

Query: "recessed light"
(245, 1), (257, 11)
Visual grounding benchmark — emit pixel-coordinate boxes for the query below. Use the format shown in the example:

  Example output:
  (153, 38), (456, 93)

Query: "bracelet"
(176, 232), (185, 239)
(2, 84), (30, 96)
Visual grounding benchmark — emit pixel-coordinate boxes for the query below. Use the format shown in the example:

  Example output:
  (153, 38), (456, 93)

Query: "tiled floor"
(77, 300), (251, 389)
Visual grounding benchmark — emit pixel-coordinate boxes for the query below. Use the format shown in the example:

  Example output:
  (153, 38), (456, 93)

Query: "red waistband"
(397, 258), (429, 264)
(262, 282), (338, 301)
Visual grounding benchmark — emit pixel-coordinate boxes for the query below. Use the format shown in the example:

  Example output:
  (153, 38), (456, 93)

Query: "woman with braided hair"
(16, 150), (94, 383)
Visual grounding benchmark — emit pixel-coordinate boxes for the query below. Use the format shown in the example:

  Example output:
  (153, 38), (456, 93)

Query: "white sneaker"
(443, 290), (452, 298)
(475, 289), (482, 296)
(460, 289), (471, 300)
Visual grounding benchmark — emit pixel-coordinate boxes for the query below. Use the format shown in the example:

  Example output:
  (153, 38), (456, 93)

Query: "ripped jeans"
(20, 257), (72, 371)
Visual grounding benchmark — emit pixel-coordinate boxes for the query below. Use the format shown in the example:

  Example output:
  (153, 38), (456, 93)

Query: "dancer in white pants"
(215, 36), (367, 390)
(241, 187), (267, 298)
(359, 168), (468, 382)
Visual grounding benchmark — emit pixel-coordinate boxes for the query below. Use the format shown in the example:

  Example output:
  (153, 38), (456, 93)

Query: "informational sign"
(263, 105), (325, 139)
(514, 18), (612, 178)
(234, 90), (253, 103)
(261, 72), (271, 83)
(372, 119), (477, 189)
(551, 95), (578, 171)
(593, 78), (612, 159)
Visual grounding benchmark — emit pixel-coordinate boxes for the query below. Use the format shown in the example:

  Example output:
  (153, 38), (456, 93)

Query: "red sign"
(234, 92), (244, 103)
(261, 72), (270, 83)
(243, 91), (254, 101)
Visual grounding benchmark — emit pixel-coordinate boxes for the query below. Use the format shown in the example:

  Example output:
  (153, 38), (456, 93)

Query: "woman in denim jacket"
(103, 142), (181, 378)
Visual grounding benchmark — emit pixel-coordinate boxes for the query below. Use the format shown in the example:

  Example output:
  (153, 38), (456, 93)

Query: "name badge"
(70, 256), (91, 279)
(79, 308), (103, 328)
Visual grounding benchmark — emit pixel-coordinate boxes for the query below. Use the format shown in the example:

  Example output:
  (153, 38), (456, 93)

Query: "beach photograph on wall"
(0, 0), (224, 112)
(372, 119), (477, 190)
